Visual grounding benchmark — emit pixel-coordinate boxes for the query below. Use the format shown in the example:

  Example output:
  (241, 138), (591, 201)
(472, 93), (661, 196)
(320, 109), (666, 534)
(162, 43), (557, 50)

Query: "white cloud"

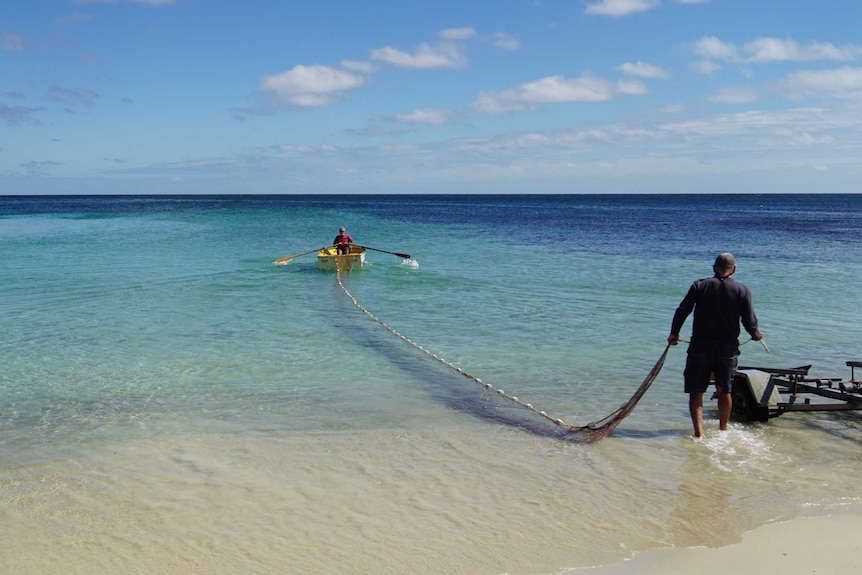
(616, 80), (649, 95)
(472, 74), (617, 114)
(341, 60), (376, 74)
(691, 60), (721, 74)
(260, 65), (367, 107)
(370, 42), (467, 69)
(617, 61), (668, 78)
(279, 144), (338, 153)
(656, 107), (855, 142)
(493, 32), (521, 51)
(743, 37), (862, 63)
(783, 67), (862, 100)
(694, 36), (737, 60)
(438, 27), (477, 41)
(512, 75), (615, 102)
(394, 108), (455, 125)
(585, 0), (661, 17)
(694, 35), (862, 64)
(709, 86), (759, 104)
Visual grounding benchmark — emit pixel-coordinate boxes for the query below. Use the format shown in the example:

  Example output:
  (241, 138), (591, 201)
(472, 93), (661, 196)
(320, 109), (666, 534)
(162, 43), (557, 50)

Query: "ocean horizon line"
(4, 191), (862, 198)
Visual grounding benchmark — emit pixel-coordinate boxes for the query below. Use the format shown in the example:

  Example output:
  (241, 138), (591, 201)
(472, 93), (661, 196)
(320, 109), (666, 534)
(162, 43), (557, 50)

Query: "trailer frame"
(731, 361), (862, 422)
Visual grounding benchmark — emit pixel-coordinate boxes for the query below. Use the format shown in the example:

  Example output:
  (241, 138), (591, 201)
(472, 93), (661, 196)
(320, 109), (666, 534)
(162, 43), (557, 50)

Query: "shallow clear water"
(2, 194), (862, 574)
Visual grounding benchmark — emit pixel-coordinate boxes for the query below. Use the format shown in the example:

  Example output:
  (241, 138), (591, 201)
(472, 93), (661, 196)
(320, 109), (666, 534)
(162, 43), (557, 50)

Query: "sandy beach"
(579, 512), (862, 574)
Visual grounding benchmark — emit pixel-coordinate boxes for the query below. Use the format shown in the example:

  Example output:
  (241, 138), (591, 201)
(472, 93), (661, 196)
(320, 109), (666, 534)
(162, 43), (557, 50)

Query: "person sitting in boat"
(333, 227), (354, 255)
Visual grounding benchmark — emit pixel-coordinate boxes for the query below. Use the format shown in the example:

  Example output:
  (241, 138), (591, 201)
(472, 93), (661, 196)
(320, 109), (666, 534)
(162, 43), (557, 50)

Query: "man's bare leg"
(688, 392), (704, 438)
(717, 391), (732, 431)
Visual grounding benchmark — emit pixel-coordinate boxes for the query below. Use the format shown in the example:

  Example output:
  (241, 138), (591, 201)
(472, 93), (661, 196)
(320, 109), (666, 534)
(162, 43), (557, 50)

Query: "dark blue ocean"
(2, 194), (862, 574)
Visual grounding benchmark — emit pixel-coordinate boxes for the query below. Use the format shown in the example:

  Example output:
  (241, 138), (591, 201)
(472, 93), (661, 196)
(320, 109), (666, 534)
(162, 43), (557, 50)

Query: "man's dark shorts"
(684, 340), (740, 394)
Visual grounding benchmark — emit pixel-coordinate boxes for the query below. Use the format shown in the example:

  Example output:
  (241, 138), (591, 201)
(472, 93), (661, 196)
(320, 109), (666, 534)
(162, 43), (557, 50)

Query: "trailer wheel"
(731, 377), (769, 422)
(732, 387), (755, 421)
(731, 377), (765, 421)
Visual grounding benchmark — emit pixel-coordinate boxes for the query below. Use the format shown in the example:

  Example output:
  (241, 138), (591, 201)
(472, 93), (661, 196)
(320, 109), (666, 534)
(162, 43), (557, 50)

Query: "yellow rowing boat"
(317, 246), (366, 271)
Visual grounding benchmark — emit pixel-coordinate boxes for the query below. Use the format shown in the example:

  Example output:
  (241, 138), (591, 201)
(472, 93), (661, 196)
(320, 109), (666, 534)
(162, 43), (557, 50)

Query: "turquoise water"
(2, 194), (862, 574)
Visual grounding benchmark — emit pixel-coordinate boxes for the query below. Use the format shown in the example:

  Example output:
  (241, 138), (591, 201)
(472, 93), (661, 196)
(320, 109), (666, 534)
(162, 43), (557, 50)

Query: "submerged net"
(335, 265), (669, 443)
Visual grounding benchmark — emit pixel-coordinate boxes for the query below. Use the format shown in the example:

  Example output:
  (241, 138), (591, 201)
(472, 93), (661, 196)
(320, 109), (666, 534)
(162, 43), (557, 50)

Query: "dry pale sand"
(577, 512), (862, 575)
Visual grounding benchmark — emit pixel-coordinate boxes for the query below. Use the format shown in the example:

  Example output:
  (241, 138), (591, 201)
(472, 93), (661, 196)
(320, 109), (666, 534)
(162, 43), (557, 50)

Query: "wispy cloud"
(459, 106), (857, 156)
(783, 67), (862, 100)
(492, 32), (520, 51)
(616, 80), (649, 95)
(370, 42), (467, 69)
(341, 60), (376, 74)
(709, 86), (760, 104)
(393, 108), (455, 125)
(617, 61), (668, 78)
(438, 27), (477, 41)
(21, 160), (64, 176)
(694, 36), (862, 63)
(278, 144), (339, 154)
(472, 74), (619, 114)
(691, 60), (721, 75)
(1, 105), (43, 126)
(744, 37), (862, 63)
(585, 0), (661, 17)
(441, 27), (521, 51)
(55, 12), (97, 25)
(43, 85), (100, 108)
(655, 106), (857, 143)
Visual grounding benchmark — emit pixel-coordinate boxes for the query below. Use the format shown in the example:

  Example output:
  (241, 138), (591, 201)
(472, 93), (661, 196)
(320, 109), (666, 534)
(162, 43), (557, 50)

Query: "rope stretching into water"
(334, 260), (669, 442)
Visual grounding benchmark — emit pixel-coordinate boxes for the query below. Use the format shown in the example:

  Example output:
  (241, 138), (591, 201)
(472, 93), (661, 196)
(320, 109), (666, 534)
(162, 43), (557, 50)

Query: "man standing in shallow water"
(668, 253), (763, 438)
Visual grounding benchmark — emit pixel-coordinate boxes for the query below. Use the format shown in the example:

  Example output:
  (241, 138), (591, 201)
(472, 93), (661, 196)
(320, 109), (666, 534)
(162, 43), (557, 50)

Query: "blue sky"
(3, 0), (862, 195)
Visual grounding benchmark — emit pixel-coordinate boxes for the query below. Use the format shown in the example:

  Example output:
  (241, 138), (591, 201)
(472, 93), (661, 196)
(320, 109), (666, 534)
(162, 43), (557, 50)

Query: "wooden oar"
(274, 246), (328, 265)
(352, 244), (410, 259)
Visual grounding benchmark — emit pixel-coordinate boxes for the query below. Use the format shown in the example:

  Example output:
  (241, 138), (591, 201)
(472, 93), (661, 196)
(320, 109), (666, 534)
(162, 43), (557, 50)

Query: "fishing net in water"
(335, 266), (670, 443)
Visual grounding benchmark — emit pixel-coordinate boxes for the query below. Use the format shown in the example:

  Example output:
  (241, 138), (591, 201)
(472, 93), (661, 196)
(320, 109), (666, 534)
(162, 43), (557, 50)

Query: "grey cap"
(714, 252), (737, 270)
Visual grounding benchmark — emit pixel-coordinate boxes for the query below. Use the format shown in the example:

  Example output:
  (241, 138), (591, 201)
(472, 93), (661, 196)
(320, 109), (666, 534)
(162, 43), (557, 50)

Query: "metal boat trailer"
(731, 361), (862, 422)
